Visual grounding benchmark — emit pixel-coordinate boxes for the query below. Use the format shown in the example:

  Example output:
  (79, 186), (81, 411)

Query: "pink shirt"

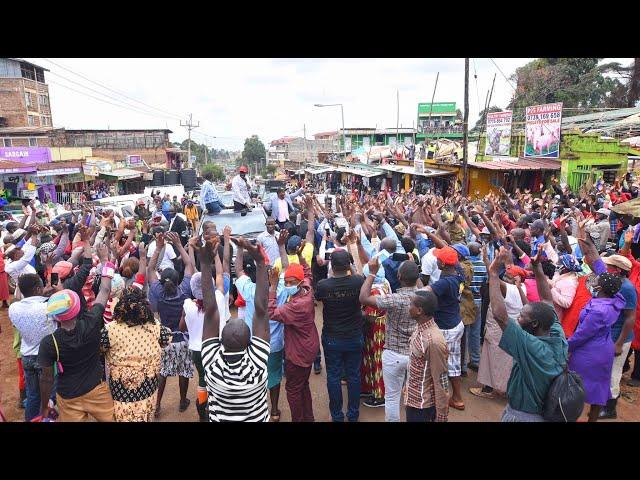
(524, 278), (540, 303)
(550, 272), (578, 321)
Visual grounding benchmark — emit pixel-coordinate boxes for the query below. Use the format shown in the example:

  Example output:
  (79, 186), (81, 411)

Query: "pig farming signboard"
(484, 111), (512, 156)
(524, 102), (563, 158)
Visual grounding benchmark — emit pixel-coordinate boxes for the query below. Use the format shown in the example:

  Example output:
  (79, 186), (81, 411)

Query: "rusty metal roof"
(470, 157), (561, 171)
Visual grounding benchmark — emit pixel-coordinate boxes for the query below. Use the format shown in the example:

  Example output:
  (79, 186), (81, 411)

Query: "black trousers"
(632, 349), (640, 381)
(406, 406), (436, 422)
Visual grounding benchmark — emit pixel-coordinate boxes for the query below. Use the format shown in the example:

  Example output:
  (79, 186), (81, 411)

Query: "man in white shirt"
(146, 232), (177, 271)
(257, 217), (280, 265)
(231, 166), (253, 214)
(9, 274), (56, 421)
(5, 240), (38, 284)
(421, 247), (441, 286)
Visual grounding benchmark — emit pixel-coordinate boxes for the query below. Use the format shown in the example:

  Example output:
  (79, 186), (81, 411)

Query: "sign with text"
(524, 102), (563, 158)
(484, 111), (512, 156)
(127, 155), (142, 167)
(0, 147), (51, 164)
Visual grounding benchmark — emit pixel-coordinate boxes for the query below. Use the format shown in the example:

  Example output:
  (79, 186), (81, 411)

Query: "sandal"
(449, 399), (466, 411)
(469, 387), (497, 400)
(179, 398), (191, 412)
(270, 410), (281, 423)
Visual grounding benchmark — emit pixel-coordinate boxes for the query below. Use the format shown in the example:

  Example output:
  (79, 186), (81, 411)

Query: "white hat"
(481, 227), (490, 235)
(13, 228), (26, 238)
(596, 208), (611, 217)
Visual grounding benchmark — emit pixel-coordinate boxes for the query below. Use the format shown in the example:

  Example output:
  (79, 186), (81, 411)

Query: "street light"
(314, 103), (346, 161)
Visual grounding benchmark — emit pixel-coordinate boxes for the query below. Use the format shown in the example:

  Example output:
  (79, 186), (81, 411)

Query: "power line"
(45, 69), (180, 122)
(47, 79), (176, 123)
(39, 58), (184, 120)
(489, 58), (517, 92)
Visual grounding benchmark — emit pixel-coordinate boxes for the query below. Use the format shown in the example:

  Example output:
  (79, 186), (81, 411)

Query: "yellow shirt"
(273, 243), (314, 275)
(185, 205), (199, 222)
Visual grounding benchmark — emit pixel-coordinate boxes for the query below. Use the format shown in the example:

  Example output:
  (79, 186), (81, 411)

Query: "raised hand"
(367, 257), (380, 276)
(268, 267), (280, 288)
(231, 236), (264, 265)
(138, 242), (147, 258)
(223, 225), (232, 241)
(277, 229), (289, 247)
(165, 231), (180, 245)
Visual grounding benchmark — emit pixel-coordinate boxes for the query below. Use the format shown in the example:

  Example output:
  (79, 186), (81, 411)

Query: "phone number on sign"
(526, 112), (561, 121)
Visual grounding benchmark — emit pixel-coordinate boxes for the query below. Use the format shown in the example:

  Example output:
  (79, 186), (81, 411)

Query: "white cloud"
(27, 57), (633, 152)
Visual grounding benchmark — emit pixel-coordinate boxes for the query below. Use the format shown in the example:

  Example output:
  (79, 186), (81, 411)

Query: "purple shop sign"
(0, 147), (51, 164)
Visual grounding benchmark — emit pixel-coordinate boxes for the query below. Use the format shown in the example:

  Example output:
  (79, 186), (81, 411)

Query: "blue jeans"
(206, 200), (225, 215)
(22, 355), (42, 422)
(322, 335), (363, 422)
(464, 300), (482, 366)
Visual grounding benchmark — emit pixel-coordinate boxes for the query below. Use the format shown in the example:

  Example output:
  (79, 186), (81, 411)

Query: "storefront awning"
(36, 161), (83, 177)
(334, 166), (384, 178)
(0, 160), (36, 174)
(375, 163), (455, 178)
(100, 168), (143, 180)
(304, 166), (335, 175)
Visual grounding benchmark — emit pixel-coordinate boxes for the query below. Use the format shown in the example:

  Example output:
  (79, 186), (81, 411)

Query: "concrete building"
(416, 102), (463, 142)
(268, 134), (337, 169)
(338, 127), (416, 152)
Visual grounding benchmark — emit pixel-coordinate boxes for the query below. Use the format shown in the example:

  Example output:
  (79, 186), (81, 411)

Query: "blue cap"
(287, 235), (302, 252)
(452, 243), (470, 258)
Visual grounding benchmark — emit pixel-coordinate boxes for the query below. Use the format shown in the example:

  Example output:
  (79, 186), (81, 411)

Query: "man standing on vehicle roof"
(232, 166), (253, 215)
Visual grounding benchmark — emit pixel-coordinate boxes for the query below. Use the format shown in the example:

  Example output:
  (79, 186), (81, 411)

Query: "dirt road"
(2, 304), (638, 422)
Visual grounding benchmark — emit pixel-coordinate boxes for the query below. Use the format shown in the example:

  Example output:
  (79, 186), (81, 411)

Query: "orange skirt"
(0, 271), (9, 301)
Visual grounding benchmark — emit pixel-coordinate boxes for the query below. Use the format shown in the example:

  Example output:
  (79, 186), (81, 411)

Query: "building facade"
(416, 102), (463, 142)
(268, 135), (337, 168)
(0, 59), (53, 131)
(338, 127), (416, 152)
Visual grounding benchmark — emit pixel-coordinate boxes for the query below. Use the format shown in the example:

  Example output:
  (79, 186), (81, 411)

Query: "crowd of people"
(1, 166), (639, 422)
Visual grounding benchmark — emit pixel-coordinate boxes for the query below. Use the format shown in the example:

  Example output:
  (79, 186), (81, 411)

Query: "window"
(35, 69), (45, 83)
(28, 115), (35, 126)
(41, 116), (50, 126)
(29, 138), (38, 147)
(39, 95), (49, 106)
(21, 65), (35, 80)
(25, 92), (32, 108)
(2, 138), (12, 147)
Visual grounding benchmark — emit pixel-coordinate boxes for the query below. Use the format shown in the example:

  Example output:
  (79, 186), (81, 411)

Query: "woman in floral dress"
(100, 287), (171, 422)
(360, 265), (390, 408)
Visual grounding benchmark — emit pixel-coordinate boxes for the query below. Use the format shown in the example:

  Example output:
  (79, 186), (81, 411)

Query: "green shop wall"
(477, 131), (635, 191)
(341, 133), (413, 150)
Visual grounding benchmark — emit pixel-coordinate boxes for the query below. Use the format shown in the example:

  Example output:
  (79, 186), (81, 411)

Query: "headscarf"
(559, 254), (582, 273)
(506, 265), (528, 280)
(52, 261), (74, 280)
(38, 242), (56, 256)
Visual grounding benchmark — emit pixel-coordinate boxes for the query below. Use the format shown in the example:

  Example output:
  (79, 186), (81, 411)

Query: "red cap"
(284, 263), (304, 281)
(434, 246), (459, 266)
(239, 165), (249, 173)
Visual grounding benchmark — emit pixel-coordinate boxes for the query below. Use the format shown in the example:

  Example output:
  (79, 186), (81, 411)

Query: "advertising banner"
(524, 102), (563, 158)
(0, 147), (51, 164)
(484, 111), (512, 156)
(127, 155), (142, 167)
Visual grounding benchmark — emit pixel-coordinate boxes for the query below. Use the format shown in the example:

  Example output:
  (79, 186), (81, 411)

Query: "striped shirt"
(405, 319), (450, 422)
(468, 255), (488, 301)
(201, 336), (270, 422)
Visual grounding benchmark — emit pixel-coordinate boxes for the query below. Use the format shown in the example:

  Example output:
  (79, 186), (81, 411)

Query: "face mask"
(551, 212), (558, 219)
(284, 285), (299, 297)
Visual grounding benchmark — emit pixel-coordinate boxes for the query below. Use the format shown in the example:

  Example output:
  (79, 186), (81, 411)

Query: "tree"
(456, 109), (463, 121)
(599, 58), (640, 108)
(240, 135), (266, 173)
(200, 163), (225, 181)
(260, 164), (277, 178)
(508, 58), (629, 115)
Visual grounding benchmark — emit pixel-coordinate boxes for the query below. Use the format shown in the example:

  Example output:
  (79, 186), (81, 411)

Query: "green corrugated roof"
(418, 102), (456, 114)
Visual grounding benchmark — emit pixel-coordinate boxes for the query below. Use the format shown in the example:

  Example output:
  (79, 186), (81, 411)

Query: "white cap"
(596, 208), (611, 216)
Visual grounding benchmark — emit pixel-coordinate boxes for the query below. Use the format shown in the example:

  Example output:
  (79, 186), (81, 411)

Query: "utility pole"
(204, 141), (208, 165)
(180, 113), (199, 169)
(462, 58), (470, 196)
(396, 89), (400, 149)
(426, 72), (440, 142)
(303, 123), (307, 167)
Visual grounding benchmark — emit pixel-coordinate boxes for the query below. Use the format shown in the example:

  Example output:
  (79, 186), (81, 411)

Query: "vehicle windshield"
(200, 210), (265, 237)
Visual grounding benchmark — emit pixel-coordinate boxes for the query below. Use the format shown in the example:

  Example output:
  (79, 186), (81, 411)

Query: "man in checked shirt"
(405, 290), (450, 422)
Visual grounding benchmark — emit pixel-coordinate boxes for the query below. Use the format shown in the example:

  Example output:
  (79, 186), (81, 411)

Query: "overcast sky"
(26, 58), (633, 152)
